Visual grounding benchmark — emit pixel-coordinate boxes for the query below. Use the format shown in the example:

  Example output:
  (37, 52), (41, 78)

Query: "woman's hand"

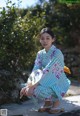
(20, 87), (28, 98)
(27, 84), (37, 96)
(20, 82), (38, 98)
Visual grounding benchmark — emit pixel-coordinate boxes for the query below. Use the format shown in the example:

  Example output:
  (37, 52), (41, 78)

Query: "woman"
(20, 27), (71, 114)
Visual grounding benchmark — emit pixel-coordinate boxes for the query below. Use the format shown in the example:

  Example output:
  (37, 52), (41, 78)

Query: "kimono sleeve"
(32, 51), (42, 71)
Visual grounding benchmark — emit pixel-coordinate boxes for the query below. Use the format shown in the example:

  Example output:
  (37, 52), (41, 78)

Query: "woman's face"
(40, 32), (55, 51)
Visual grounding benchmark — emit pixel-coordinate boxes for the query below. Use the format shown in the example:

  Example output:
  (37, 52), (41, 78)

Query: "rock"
(0, 69), (29, 104)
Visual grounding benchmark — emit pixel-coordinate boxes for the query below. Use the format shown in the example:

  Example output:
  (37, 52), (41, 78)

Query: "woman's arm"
(32, 51), (42, 71)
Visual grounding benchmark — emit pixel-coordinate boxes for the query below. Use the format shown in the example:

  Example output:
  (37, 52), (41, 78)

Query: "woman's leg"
(34, 85), (60, 112)
(48, 99), (65, 114)
(52, 99), (60, 108)
(38, 100), (52, 112)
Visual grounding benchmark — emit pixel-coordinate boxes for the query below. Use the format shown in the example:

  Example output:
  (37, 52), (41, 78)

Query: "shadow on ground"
(10, 110), (80, 116)
(59, 109), (80, 116)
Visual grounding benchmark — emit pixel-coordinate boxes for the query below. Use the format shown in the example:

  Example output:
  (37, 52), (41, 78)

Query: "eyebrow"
(46, 36), (50, 37)
(41, 35), (51, 38)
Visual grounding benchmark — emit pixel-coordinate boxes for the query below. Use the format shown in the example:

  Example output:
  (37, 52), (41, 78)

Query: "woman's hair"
(40, 27), (55, 38)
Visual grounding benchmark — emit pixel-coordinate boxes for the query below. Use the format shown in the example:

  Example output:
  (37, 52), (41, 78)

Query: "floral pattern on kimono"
(28, 45), (71, 100)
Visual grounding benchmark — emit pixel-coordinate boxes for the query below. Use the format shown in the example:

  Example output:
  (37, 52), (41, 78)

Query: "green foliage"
(0, 1), (46, 74)
(0, 0), (80, 74)
(55, 4), (80, 47)
(42, 1), (80, 47)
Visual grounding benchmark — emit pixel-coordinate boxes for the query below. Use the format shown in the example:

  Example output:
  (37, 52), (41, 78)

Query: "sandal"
(48, 107), (64, 114)
(38, 101), (52, 112)
(38, 107), (51, 112)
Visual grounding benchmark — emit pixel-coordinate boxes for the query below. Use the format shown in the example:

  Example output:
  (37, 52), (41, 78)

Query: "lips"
(43, 44), (47, 46)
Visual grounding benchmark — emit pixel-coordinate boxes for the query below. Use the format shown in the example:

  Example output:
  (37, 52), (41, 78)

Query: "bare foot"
(38, 100), (52, 112)
(48, 100), (64, 114)
(53, 100), (60, 108)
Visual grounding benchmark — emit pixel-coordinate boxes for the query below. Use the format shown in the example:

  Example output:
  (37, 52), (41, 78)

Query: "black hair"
(40, 27), (55, 38)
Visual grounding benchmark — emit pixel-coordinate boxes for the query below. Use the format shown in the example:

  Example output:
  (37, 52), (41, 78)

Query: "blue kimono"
(28, 45), (71, 101)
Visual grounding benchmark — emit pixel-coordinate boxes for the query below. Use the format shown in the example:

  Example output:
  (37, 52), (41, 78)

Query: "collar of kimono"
(44, 45), (56, 53)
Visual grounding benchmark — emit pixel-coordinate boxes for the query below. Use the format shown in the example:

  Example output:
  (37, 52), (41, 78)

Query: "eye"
(46, 37), (50, 40)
